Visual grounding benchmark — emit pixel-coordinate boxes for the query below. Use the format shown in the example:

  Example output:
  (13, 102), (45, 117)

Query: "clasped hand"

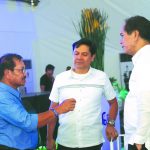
(59, 98), (76, 113)
(106, 125), (118, 141)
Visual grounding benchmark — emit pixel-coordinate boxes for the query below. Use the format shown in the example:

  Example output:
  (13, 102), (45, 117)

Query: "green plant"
(73, 8), (108, 71)
(109, 77), (128, 102)
(36, 146), (47, 150)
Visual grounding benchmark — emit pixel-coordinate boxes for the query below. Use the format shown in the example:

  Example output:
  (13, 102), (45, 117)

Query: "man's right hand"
(55, 98), (76, 114)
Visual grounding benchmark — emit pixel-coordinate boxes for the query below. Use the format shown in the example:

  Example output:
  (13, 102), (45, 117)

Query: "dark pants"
(0, 145), (17, 150)
(0, 145), (34, 150)
(128, 144), (148, 150)
(58, 144), (103, 150)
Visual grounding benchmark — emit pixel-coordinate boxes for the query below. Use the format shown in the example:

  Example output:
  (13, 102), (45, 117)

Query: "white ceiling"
(34, 0), (150, 52)
(101, 0), (150, 51)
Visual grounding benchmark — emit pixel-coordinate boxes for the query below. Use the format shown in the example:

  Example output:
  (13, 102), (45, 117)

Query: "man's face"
(8, 59), (26, 89)
(120, 26), (136, 55)
(73, 44), (95, 71)
(46, 69), (53, 78)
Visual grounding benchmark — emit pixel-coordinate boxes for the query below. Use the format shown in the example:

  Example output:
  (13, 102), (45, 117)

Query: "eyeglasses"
(13, 68), (26, 73)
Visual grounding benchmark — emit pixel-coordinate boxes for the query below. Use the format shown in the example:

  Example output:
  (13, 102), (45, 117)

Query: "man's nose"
(77, 54), (82, 59)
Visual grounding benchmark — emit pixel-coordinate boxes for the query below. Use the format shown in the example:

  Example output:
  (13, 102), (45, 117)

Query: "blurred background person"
(66, 66), (71, 71)
(40, 64), (55, 92)
(39, 64), (55, 147)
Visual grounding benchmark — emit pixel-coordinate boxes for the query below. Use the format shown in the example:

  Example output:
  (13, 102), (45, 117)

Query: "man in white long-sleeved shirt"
(120, 16), (150, 150)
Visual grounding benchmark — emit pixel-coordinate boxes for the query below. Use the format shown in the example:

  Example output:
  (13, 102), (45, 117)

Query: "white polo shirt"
(49, 67), (116, 148)
(124, 45), (150, 150)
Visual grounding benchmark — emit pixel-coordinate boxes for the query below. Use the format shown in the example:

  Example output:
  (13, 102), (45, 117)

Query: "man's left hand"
(106, 125), (118, 141)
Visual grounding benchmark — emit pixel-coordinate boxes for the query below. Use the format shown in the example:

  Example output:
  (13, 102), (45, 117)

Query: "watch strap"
(50, 108), (59, 117)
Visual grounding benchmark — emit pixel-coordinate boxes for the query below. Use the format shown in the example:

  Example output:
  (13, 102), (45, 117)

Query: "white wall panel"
(1, 0), (150, 92)
(0, 1), (36, 92)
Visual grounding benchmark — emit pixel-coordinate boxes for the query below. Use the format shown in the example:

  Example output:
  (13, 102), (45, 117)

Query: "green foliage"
(109, 77), (128, 101)
(36, 143), (58, 150)
(73, 8), (108, 71)
(36, 146), (47, 150)
(119, 89), (128, 101)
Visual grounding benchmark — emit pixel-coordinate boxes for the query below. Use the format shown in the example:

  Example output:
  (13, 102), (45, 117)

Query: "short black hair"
(124, 15), (150, 41)
(45, 64), (55, 72)
(0, 53), (22, 80)
(72, 38), (96, 55)
(66, 66), (71, 71)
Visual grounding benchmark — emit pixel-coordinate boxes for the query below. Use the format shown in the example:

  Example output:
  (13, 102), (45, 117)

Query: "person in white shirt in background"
(46, 38), (118, 150)
(120, 15), (150, 150)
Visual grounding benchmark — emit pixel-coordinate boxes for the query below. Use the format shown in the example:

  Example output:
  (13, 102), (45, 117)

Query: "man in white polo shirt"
(46, 38), (118, 150)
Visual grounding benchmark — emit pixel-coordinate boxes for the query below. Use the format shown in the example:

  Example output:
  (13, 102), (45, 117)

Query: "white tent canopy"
(0, 0), (150, 92)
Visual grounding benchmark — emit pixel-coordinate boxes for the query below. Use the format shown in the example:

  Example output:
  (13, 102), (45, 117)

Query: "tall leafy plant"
(73, 8), (108, 71)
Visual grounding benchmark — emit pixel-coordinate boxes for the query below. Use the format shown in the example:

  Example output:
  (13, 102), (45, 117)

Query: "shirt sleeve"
(49, 76), (59, 103)
(40, 75), (45, 86)
(133, 58), (150, 144)
(0, 94), (38, 132)
(134, 91), (150, 144)
(103, 74), (116, 100)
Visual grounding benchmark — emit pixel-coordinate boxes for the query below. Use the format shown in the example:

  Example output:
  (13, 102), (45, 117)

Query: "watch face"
(108, 120), (115, 125)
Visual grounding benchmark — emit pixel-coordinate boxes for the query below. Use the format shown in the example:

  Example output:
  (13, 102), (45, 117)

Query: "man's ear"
(4, 69), (12, 79)
(133, 30), (140, 41)
(4, 69), (9, 76)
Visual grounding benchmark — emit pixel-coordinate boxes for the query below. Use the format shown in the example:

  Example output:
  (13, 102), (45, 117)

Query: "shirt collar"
(0, 82), (21, 98)
(69, 67), (93, 79)
(132, 44), (150, 65)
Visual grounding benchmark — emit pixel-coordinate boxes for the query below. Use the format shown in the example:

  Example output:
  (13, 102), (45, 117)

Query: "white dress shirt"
(124, 45), (150, 150)
(49, 67), (116, 148)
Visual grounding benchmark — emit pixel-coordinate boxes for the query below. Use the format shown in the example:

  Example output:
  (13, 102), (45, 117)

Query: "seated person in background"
(40, 64), (55, 92)
(0, 53), (76, 150)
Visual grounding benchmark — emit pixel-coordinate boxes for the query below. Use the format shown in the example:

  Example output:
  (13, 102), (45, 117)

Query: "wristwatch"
(107, 119), (115, 126)
(50, 108), (59, 117)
